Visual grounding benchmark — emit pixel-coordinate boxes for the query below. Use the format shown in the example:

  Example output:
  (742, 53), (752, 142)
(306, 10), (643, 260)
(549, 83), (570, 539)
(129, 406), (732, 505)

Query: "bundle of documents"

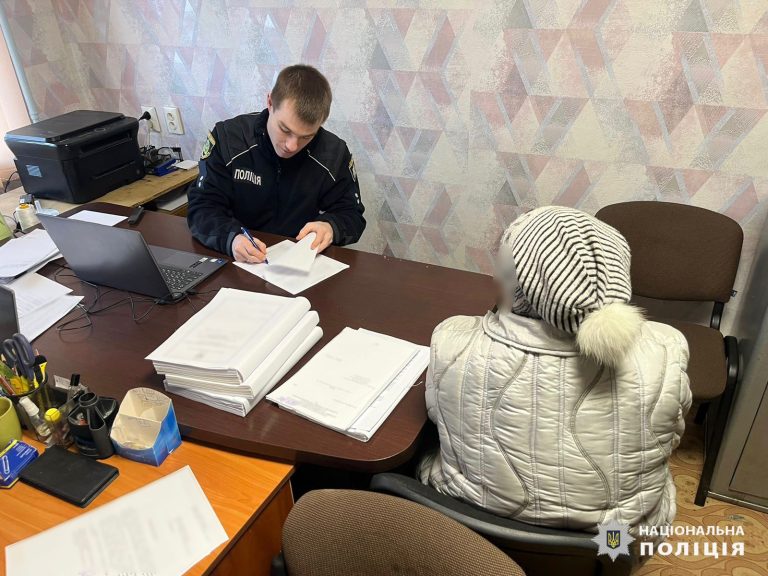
(5, 272), (83, 341)
(147, 288), (322, 415)
(234, 232), (349, 295)
(267, 328), (429, 441)
(0, 229), (61, 282)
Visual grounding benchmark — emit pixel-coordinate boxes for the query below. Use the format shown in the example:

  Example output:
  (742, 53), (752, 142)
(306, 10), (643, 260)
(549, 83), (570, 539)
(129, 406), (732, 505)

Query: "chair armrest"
(371, 473), (599, 551)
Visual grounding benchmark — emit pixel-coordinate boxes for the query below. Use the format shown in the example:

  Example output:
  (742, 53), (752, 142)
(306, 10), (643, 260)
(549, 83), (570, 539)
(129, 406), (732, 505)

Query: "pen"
(0, 374), (14, 396)
(240, 227), (269, 264)
(67, 373), (80, 402)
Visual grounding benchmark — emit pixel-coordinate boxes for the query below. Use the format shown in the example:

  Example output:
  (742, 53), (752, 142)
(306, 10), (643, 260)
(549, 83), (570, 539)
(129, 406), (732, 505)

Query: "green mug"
(0, 214), (12, 246)
(0, 396), (22, 448)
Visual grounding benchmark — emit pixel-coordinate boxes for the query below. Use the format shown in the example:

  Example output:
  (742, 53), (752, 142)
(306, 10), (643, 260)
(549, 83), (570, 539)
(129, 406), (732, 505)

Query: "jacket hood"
(483, 304), (645, 365)
(482, 310), (580, 357)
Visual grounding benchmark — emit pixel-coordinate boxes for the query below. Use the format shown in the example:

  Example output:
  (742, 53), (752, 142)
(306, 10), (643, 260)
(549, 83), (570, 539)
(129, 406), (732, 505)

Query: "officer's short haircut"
(271, 65), (332, 126)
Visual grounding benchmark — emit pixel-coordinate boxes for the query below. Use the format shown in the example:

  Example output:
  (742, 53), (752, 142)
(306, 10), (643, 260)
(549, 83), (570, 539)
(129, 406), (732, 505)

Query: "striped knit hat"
(497, 206), (644, 365)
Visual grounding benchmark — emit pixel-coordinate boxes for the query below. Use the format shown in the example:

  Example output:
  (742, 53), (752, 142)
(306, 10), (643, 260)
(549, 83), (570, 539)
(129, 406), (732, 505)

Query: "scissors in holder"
(2, 333), (36, 386)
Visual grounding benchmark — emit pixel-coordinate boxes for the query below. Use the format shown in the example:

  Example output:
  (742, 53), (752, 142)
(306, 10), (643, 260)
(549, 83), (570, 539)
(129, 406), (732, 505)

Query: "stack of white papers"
(5, 272), (83, 341)
(234, 234), (348, 295)
(0, 229), (61, 282)
(165, 326), (322, 417)
(267, 328), (429, 441)
(148, 288), (322, 416)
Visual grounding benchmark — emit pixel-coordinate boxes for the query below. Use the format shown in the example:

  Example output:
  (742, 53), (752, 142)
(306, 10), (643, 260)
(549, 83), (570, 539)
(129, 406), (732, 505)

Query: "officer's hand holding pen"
(233, 230), (268, 264)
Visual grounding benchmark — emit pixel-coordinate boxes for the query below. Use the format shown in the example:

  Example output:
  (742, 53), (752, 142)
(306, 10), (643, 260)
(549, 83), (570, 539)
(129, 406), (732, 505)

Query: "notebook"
(19, 446), (119, 507)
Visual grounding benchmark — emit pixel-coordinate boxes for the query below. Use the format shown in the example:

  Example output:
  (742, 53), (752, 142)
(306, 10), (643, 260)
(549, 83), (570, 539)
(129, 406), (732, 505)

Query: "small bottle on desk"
(44, 408), (73, 448)
(18, 397), (53, 446)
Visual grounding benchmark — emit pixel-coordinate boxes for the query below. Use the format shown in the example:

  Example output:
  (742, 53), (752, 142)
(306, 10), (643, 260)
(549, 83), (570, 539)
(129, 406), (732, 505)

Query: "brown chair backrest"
(596, 201), (743, 303)
(281, 489), (526, 576)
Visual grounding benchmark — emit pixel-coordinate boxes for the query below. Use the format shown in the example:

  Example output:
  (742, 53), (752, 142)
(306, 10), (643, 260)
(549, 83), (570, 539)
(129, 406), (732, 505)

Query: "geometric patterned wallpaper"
(4, 0), (768, 331)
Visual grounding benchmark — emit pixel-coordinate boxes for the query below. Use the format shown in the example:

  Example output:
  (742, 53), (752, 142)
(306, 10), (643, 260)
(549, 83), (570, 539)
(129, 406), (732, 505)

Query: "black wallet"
(19, 446), (119, 507)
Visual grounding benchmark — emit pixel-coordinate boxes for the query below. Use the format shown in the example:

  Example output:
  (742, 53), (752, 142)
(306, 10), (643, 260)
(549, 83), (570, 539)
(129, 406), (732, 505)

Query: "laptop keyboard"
(160, 266), (203, 292)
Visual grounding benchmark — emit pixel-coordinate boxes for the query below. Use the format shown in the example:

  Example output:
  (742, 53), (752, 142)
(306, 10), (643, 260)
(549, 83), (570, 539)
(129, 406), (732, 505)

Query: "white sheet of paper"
(173, 159), (198, 170)
(0, 253), (62, 285)
(18, 294), (83, 341)
(0, 230), (60, 279)
(6, 466), (228, 576)
(68, 210), (128, 226)
(234, 240), (348, 295)
(5, 272), (72, 317)
(270, 233), (317, 273)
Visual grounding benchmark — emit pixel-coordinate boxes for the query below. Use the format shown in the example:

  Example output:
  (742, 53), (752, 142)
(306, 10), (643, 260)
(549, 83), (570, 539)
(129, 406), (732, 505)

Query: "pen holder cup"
(67, 392), (119, 459)
(11, 384), (65, 442)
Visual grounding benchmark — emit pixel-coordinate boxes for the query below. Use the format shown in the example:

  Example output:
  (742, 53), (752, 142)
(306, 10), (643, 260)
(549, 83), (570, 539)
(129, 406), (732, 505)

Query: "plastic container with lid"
(44, 407), (73, 448)
(18, 397), (53, 446)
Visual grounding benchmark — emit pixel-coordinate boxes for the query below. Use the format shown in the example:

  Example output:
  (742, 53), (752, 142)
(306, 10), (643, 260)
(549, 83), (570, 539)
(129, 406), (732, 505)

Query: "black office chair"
(370, 473), (635, 576)
(596, 201), (742, 506)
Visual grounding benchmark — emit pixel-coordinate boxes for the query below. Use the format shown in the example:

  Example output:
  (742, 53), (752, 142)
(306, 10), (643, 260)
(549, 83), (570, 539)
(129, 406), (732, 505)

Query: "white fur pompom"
(577, 303), (645, 365)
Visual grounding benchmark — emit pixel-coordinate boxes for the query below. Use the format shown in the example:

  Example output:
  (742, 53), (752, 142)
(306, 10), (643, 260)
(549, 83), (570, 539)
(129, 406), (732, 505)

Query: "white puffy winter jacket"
(419, 310), (692, 534)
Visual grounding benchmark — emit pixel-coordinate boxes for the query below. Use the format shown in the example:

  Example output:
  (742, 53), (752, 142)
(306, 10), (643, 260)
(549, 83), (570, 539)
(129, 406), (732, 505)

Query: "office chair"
(596, 201), (742, 506)
(370, 473), (634, 576)
(270, 489), (525, 576)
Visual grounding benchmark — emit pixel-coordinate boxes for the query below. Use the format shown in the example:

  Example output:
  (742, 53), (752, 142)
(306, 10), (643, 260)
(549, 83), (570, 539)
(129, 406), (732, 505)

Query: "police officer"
(187, 65), (366, 263)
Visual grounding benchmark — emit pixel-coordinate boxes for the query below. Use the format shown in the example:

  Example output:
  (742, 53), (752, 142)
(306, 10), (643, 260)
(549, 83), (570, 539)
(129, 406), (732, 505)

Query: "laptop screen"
(0, 286), (18, 341)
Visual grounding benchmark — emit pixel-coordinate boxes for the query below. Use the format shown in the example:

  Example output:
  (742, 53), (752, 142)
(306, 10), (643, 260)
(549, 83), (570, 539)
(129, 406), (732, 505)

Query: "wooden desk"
(35, 203), (496, 472)
(0, 168), (197, 218)
(93, 168), (197, 210)
(0, 438), (293, 576)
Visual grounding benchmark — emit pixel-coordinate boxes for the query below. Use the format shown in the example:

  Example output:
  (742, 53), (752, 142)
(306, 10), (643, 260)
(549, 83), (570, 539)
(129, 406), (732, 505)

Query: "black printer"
(4, 110), (145, 204)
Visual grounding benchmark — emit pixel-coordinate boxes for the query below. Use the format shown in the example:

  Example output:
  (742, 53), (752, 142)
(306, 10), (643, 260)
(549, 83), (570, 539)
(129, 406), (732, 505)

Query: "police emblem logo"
(592, 520), (635, 562)
(201, 132), (216, 159)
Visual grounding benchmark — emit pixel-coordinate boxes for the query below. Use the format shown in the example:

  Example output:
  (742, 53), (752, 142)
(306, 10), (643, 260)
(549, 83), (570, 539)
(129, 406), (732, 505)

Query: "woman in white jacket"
(419, 206), (692, 535)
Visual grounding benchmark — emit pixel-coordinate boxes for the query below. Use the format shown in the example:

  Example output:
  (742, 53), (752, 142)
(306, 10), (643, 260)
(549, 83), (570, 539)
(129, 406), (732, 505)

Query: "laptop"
(0, 286), (18, 341)
(38, 214), (226, 300)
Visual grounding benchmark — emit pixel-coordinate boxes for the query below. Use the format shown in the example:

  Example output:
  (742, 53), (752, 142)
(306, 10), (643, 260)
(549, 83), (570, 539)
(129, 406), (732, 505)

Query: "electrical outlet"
(163, 106), (185, 135)
(140, 106), (161, 132)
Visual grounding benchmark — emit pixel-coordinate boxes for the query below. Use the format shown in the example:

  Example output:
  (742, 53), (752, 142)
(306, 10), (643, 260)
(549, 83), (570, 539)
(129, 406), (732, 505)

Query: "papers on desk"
(5, 466), (227, 576)
(5, 273), (83, 341)
(149, 288), (322, 416)
(5, 272), (70, 316)
(166, 326), (323, 417)
(272, 232), (318, 273)
(0, 229), (60, 281)
(163, 312), (320, 397)
(19, 295), (82, 341)
(267, 328), (429, 441)
(68, 210), (128, 226)
(234, 238), (348, 295)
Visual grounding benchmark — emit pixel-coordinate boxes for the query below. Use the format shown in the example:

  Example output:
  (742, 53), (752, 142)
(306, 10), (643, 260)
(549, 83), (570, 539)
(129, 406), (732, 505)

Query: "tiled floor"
(635, 416), (768, 575)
